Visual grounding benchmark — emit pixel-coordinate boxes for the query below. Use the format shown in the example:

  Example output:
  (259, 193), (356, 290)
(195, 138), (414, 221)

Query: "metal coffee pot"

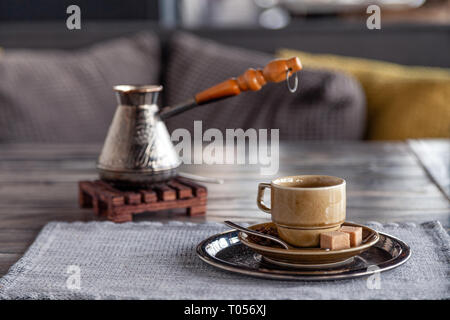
(97, 57), (302, 187)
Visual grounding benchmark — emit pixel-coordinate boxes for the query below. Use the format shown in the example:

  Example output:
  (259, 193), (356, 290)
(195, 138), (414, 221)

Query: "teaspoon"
(223, 220), (292, 250)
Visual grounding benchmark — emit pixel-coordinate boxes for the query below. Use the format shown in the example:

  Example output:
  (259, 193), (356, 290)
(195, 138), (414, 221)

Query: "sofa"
(0, 30), (366, 143)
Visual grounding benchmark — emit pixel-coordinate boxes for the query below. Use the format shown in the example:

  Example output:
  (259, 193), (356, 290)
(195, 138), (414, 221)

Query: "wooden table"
(0, 140), (449, 276)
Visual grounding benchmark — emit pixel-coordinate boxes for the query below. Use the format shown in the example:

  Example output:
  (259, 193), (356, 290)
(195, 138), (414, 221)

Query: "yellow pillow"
(277, 49), (450, 140)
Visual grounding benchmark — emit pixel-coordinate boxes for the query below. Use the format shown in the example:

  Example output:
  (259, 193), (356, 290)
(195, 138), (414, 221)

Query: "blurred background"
(0, 0), (449, 142)
(1, 0), (448, 63)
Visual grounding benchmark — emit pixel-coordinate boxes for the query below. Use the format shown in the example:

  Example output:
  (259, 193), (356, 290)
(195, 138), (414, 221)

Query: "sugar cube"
(320, 231), (350, 250)
(339, 226), (363, 247)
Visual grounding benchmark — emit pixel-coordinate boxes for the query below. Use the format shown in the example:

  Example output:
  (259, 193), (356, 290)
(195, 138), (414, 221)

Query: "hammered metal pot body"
(97, 85), (181, 187)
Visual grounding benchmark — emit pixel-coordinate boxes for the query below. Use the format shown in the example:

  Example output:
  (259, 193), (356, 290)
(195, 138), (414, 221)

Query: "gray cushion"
(0, 32), (161, 143)
(163, 32), (366, 140)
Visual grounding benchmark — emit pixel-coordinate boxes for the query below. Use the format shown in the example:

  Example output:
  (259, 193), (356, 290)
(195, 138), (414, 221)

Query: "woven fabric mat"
(0, 221), (448, 300)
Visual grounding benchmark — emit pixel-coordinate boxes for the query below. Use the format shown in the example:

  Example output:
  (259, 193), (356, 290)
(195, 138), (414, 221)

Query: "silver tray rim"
(196, 229), (411, 281)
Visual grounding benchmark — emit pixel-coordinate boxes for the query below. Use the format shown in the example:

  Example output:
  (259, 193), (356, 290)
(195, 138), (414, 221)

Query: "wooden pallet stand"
(79, 178), (207, 222)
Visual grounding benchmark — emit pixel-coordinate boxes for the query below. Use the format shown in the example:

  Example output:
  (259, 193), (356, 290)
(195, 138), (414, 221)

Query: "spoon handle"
(224, 221), (290, 250)
(178, 172), (224, 184)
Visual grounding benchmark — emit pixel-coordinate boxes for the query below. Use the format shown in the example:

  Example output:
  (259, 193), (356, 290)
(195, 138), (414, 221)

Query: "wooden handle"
(194, 57), (302, 105)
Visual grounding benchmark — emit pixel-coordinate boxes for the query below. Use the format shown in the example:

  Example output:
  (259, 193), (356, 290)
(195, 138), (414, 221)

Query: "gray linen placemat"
(0, 220), (448, 300)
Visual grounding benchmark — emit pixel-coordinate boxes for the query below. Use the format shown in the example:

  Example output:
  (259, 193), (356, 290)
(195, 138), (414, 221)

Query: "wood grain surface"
(408, 139), (450, 201)
(0, 140), (448, 276)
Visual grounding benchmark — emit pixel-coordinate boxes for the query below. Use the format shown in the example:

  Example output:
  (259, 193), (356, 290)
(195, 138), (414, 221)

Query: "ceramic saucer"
(238, 222), (379, 266)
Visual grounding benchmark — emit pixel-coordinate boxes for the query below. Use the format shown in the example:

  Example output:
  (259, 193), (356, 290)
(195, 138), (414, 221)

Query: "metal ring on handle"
(286, 68), (298, 93)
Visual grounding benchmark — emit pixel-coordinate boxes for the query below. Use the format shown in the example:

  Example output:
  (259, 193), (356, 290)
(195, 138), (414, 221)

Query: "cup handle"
(257, 183), (271, 214)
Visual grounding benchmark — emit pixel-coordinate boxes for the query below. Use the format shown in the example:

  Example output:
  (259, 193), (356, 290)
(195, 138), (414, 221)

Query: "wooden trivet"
(78, 178), (207, 222)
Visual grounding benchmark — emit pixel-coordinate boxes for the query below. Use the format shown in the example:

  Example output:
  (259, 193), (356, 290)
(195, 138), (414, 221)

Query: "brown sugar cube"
(339, 226), (363, 247)
(320, 231), (350, 250)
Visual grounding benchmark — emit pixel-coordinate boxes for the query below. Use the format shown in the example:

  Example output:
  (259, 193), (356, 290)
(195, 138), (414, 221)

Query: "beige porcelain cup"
(257, 175), (346, 247)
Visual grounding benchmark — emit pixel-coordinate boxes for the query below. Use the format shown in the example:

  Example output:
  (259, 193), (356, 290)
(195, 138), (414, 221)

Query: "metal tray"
(196, 229), (411, 281)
